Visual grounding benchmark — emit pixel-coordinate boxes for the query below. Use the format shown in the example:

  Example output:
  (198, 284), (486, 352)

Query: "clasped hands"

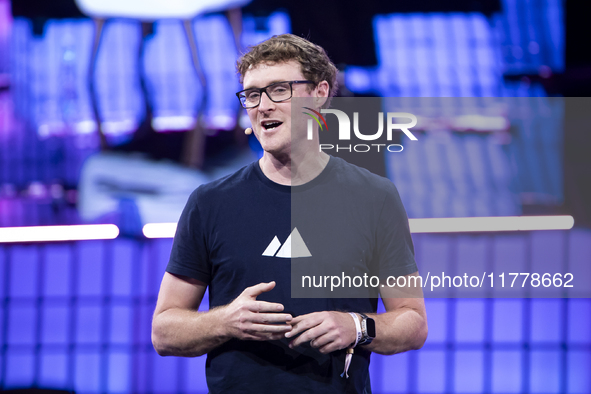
(223, 281), (357, 354)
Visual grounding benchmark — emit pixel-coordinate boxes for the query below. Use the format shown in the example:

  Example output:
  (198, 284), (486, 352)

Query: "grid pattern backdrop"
(1, 230), (590, 393)
(1, 0), (589, 393)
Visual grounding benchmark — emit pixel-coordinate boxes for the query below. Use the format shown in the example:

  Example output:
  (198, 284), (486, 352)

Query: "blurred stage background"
(0, 0), (590, 392)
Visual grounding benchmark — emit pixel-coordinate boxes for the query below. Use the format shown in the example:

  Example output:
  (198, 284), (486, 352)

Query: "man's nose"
(258, 91), (275, 112)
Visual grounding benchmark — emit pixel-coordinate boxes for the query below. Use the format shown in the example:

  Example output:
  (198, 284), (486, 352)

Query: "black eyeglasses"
(236, 80), (315, 109)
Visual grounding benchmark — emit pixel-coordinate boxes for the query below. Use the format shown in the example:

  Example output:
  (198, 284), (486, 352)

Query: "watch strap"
(358, 312), (369, 337)
(357, 312), (374, 345)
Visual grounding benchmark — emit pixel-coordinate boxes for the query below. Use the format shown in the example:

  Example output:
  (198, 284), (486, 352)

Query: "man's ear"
(315, 81), (330, 107)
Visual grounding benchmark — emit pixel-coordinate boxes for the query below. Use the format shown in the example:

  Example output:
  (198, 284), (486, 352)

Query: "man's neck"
(259, 150), (330, 186)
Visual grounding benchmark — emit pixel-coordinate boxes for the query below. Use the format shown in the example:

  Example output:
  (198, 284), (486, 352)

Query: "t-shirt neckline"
(252, 156), (336, 193)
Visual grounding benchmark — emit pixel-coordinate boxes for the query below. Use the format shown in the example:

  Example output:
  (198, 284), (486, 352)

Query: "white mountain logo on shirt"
(262, 227), (312, 258)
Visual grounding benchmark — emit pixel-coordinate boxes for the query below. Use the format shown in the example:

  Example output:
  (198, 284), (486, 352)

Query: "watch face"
(366, 318), (376, 338)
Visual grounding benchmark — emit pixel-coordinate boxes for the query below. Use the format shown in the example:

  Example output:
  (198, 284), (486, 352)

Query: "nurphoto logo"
(303, 109), (418, 153)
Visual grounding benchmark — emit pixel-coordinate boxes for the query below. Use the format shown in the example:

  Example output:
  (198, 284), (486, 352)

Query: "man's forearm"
(152, 281), (292, 357)
(152, 306), (230, 357)
(361, 307), (428, 355)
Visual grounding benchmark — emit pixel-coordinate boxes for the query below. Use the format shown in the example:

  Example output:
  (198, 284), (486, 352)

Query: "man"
(152, 34), (427, 393)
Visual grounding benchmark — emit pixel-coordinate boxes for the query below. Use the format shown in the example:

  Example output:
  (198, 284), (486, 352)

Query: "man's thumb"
(244, 281), (276, 298)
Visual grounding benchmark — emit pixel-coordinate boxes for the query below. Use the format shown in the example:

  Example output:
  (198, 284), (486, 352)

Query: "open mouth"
(262, 121), (283, 131)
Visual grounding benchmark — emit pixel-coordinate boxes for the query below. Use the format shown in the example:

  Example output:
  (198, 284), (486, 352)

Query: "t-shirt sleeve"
(373, 181), (418, 278)
(166, 187), (211, 283)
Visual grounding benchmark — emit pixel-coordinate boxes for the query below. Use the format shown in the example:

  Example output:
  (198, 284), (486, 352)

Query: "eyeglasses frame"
(236, 80), (316, 109)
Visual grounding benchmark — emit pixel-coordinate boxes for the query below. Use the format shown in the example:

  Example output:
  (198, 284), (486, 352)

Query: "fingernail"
(285, 332), (291, 338)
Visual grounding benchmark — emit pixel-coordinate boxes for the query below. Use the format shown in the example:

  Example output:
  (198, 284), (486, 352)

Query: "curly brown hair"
(236, 34), (339, 98)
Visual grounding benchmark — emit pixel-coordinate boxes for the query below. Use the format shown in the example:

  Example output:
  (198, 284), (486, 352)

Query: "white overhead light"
(143, 223), (178, 239)
(0, 224), (120, 243)
(408, 216), (575, 233)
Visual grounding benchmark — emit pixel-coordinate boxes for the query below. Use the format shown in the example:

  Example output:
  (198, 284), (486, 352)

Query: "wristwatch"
(357, 313), (376, 346)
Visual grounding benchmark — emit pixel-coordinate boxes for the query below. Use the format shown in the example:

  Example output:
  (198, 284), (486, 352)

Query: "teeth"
(263, 121), (282, 130)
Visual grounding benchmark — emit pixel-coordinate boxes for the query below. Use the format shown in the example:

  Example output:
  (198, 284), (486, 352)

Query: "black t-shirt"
(166, 156), (417, 393)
